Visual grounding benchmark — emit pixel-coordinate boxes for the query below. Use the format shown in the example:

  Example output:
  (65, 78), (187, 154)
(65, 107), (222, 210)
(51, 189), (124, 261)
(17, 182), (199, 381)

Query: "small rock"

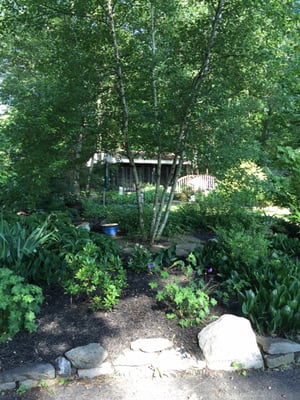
(55, 356), (72, 377)
(264, 353), (295, 369)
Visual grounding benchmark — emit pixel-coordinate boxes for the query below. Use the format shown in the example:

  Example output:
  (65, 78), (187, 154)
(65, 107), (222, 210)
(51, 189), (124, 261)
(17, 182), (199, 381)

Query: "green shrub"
(272, 146), (300, 209)
(216, 161), (272, 208)
(206, 221), (300, 335)
(62, 242), (127, 311)
(163, 209), (186, 236)
(127, 244), (153, 274)
(149, 251), (217, 327)
(177, 192), (255, 233)
(0, 268), (44, 343)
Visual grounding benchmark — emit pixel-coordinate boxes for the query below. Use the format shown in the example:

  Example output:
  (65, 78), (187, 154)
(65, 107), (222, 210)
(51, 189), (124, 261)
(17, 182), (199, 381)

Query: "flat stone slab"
(257, 336), (300, 355)
(155, 349), (206, 372)
(175, 236), (203, 257)
(114, 342), (206, 377)
(130, 338), (173, 353)
(0, 362), (55, 384)
(78, 362), (115, 378)
(264, 353), (295, 369)
(114, 350), (156, 367)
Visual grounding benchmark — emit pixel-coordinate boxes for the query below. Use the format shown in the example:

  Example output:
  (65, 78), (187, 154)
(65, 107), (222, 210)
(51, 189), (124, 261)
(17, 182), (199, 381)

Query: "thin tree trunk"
(149, 0), (163, 241)
(86, 153), (94, 194)
(73, 128), (84, 197)
(150, 0), (226, 243)
(107, 0), (145, 236)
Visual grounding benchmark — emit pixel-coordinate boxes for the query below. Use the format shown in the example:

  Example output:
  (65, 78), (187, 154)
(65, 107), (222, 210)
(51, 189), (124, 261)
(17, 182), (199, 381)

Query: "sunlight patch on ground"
(253, 206), (290, 217)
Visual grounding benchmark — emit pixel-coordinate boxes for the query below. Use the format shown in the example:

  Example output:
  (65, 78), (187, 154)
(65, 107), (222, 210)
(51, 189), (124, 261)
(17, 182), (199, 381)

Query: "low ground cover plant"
(149, 248), (217, 327)
(127, 243), (153, 274)
(0, 211), (127, 339)
(0, 268), (43, 343)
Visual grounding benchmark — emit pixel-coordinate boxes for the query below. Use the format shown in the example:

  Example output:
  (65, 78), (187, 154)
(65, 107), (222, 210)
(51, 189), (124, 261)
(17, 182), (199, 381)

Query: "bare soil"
(0, 271), (216, 373)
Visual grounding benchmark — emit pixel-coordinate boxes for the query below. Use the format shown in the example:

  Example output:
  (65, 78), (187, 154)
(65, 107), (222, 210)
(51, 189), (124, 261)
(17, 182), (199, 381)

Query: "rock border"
(1, 333), (299, 392)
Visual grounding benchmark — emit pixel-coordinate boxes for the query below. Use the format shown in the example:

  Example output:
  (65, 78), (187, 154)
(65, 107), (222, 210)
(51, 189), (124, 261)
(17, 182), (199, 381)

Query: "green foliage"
(239, 256), (300, 334)
(272, 146), (300, 213)
(1, 0), (298, 238)
(62, 242), (127, 311)
(271, 232), (300, 258)
(149, 251), (217, 327)
(153, 243), (178, 268)
(0, 215), (57, 283)
(0, 268), (43, 343)
(0, 211), (123, 288)
(86, 186), (166, 207)
(216, 161), (272, 207)
(214, 223), (271, 277)
(16, 384), (29, 394)
(163, 210), (186, 237)
(208, 219), (300, 334)
(82, 200), (156, 239)
(127, 244), (153, 274)
(174, 162), (275, 234)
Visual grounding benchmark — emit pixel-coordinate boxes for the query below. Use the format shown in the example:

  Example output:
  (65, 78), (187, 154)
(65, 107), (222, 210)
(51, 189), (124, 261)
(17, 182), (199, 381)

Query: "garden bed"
(0, 271), (225, 373)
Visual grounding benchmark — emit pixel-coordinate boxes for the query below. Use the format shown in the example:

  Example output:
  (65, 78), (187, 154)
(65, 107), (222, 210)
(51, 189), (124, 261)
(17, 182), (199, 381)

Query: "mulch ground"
(0, 271), (226, 373)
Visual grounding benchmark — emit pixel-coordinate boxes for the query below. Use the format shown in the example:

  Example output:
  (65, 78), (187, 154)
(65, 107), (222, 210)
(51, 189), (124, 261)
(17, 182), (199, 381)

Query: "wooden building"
(88, 152), (192, 190)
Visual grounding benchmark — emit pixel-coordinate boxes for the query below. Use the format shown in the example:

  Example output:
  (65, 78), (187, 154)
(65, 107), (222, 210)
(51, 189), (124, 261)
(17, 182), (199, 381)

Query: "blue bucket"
(101, 223), (118, 236)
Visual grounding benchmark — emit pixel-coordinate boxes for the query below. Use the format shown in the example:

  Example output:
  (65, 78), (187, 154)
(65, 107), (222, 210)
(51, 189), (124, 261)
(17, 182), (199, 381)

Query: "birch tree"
(1, 0), (297, 241)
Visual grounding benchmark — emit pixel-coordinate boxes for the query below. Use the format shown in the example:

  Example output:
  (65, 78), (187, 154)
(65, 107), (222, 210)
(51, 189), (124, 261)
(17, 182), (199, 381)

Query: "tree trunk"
(107, 0), (145, 237)
(149, 0), (226, 243)
(149, 0), (163, 241)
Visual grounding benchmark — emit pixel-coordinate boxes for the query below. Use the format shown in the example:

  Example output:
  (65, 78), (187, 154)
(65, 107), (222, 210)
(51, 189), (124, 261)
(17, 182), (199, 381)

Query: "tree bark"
(107, 0), (145, 236)
(149, 0), (226, 243)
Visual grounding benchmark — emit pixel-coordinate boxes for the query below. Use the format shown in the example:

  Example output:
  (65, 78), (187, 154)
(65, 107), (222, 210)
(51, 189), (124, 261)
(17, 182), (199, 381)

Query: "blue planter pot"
(101, 223), (118, 236)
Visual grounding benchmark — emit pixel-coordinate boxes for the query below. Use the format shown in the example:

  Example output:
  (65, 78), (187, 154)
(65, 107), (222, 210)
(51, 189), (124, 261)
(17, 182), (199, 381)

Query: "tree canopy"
(0, 0), (299, 239)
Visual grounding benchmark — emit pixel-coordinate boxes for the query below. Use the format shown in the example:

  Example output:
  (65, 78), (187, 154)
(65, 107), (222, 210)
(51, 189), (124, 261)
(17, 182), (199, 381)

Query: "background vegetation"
(0, 1), (299, 342)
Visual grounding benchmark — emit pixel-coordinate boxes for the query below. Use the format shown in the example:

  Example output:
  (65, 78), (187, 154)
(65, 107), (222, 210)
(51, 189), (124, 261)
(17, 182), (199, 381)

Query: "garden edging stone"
(1, 325), (300, 392)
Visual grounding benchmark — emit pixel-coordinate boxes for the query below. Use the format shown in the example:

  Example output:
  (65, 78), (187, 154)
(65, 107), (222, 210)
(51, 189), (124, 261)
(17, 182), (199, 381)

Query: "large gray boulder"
(65, 343), (108, 369)
(198, 314), (263, 371)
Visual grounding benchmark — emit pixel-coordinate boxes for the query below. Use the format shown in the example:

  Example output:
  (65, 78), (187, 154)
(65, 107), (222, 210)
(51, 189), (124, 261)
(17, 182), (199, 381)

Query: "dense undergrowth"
(1, 168), (300, 342)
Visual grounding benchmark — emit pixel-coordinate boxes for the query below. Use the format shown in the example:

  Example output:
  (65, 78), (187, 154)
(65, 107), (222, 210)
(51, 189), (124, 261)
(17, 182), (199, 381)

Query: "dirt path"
(4, 368), (300, 400)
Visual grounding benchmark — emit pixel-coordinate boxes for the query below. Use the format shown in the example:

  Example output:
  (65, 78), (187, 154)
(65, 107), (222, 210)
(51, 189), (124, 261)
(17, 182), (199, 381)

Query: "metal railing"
(176, 174), (216, 192)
